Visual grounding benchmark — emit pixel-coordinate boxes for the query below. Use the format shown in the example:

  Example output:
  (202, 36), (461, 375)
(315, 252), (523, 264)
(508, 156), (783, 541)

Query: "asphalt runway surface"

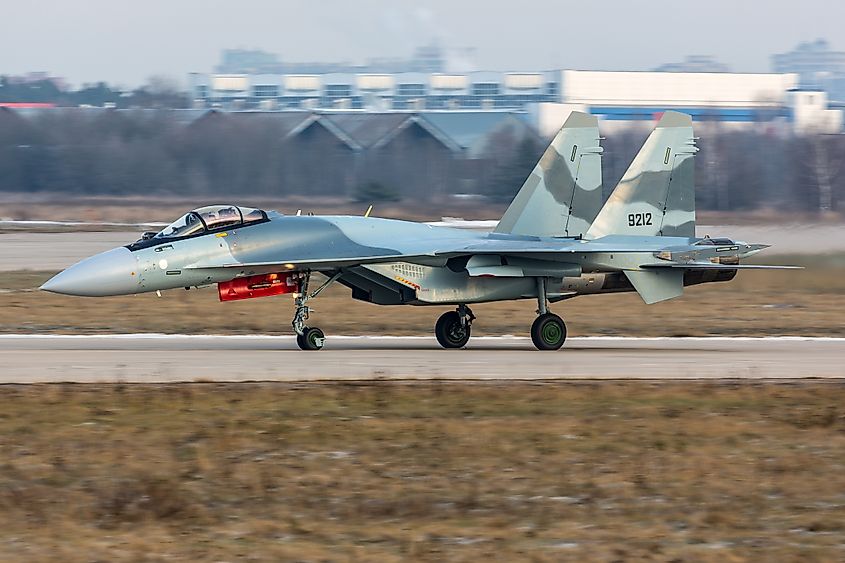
(0, 224), (842, 271)
(1, 335), (843, 383)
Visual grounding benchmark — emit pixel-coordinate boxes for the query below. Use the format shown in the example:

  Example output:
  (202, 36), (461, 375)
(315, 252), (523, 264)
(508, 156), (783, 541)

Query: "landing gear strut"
(531, 277), (566, 351)
(435, 304), (475, 349)
(292, 271), (340, 351)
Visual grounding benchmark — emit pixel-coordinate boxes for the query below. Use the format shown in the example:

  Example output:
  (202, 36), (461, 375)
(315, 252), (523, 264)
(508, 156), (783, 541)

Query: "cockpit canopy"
(695, 237), (735, 246)
(155, 205), (267, 240)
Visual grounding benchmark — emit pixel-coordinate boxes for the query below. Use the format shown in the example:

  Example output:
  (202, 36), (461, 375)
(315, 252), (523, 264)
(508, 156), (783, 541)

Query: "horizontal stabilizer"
(643, 263), (804, 270)
(623, 269), (684, 304)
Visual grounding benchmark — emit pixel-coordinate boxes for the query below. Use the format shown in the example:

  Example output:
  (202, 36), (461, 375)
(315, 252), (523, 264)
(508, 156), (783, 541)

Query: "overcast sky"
(2, 0), (844, 88)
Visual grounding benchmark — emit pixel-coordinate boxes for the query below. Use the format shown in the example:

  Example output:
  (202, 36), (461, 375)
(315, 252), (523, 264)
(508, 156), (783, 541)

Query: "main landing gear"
(432, 278), (567, 351)
(435, 304), (475, 349)
(530, 277), (566, 351)
(292, 272), (340, 351)
(434, 278), (566, 350)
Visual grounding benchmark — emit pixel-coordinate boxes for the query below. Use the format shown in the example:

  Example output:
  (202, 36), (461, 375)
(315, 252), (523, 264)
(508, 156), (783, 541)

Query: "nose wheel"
(435, 305), (475, 349)
(296, 327), (325, 351)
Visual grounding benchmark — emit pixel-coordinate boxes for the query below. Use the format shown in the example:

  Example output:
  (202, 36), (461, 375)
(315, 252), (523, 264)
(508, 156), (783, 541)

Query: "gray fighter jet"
(41, 112), (798, 350)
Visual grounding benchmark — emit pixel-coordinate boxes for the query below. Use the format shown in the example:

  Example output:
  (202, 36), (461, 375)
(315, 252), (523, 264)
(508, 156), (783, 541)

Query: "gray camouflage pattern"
(43, 112), (797, 308)
(495, 111), (602, 238)
(587, 111), (698, 239)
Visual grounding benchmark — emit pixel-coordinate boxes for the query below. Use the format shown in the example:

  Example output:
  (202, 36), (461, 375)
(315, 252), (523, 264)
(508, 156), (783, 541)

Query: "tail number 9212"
(627, 212), (653, 227)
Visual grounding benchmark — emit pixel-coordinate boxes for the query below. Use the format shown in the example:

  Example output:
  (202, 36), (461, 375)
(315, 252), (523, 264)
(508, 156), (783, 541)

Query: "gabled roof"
(322, 113), (409, 148)
(287, 112), (464, 153)
(416, 111), (536, 157)
(187, 109), (313, 136)
(204, 109), (541, 157)
(287, 114), (363, 150)
(231, 110), (313, 135)
(371, 115), (463, 153)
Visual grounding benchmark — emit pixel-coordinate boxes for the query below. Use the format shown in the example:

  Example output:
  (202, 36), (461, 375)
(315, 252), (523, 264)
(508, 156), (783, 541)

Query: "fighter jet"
(41, 111), (798, 350)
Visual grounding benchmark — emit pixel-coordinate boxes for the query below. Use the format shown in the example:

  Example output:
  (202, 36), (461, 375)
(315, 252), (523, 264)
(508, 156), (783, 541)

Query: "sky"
(2, 0), (844, 88)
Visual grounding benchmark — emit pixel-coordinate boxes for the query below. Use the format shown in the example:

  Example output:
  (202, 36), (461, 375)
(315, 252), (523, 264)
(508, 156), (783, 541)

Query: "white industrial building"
(188, 69), (843, 135)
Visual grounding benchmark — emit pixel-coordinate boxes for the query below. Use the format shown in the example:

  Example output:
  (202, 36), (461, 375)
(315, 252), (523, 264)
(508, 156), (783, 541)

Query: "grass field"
(0, 381), (844, 561)
(2, 254), (843, 337)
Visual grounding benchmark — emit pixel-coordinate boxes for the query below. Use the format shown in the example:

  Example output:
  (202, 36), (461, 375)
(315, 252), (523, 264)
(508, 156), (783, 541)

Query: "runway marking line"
(0, 334), (843, 342)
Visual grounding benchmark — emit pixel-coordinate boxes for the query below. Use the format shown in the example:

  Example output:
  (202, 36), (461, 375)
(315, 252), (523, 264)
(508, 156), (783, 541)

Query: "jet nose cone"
(41, 247), (139, 296)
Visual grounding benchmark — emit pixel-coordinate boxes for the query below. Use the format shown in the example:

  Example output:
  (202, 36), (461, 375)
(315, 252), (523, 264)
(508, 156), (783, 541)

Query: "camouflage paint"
(44, 112), (794, 308)
(587, 111), (698, 239)
(496, 111), (602, 238)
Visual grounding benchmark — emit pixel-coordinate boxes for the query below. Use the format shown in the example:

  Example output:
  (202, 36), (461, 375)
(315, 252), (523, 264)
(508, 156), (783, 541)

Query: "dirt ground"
(0, 381), (844, 562)
(1, 254), (842, 337)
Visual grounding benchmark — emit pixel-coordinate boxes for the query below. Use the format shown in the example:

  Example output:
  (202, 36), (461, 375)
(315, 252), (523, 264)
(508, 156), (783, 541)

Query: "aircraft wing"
(183, 236), (801, 276)
(642, 263), (803, 270)
(183, 241), (647, 275)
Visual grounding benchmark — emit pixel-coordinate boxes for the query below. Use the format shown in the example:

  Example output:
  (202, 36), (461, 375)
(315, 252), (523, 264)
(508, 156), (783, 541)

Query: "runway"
(0, 335), (843, 383)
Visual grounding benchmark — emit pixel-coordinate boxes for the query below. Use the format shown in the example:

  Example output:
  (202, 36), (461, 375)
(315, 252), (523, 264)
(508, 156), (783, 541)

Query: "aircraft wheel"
(297, 327), (325, 350)
(435, 311), (471, 349)
(531, 313), (566, 351)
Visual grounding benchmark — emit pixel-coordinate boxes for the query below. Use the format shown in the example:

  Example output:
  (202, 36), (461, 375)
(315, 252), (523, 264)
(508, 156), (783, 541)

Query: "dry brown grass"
(0, 381), (844, 561)
(2, 254), (843, 337)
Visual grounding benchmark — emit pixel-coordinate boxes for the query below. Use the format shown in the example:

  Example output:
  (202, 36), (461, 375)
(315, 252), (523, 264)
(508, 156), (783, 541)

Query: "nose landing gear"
(292, 271), (340, 351)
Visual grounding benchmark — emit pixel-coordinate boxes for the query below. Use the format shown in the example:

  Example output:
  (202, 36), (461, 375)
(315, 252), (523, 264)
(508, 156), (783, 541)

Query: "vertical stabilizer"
(495, 112), (602, 238)
(586, 111), (698, 239)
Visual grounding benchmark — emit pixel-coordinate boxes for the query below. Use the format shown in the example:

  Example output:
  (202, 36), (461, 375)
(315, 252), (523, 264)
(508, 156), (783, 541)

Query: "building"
(772, 39), (845, 102)
(216, 49), (285, 74)
(528, 70), (845, 137)
(213, 45), (445, 78)
(182, 109), (538, 198)
(772, 40), (845, 87)
(188, 67), (813, 124)
(188, 67), (843, 135)
(654, 55), (731, 73)
(788, 89), (844, 134)
(188, 70), (561, 112)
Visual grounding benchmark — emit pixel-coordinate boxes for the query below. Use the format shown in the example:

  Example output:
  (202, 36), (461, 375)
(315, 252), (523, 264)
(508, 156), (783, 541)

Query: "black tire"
(435, 311), (471, 349)
(298, 327), (325, 350)
(530, 313), (566, 351)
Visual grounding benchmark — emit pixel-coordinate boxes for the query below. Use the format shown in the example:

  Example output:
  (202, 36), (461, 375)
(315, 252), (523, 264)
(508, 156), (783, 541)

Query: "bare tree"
(808, 133), (845, 213)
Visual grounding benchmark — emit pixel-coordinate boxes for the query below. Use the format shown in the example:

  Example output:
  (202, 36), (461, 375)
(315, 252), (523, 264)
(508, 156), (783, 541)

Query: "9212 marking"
(627, 212), (653, 227)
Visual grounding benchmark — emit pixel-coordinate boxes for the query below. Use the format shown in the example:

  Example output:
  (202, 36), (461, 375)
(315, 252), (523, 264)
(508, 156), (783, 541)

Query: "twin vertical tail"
(495, 112), (603, 238)
(496, 111), (699, 304)
(586, 111), (698, 239)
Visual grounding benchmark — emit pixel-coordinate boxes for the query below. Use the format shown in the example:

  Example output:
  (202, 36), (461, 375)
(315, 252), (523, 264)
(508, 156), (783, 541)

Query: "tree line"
(0, 76), (188, 109)
(0, 109), (842, 213)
